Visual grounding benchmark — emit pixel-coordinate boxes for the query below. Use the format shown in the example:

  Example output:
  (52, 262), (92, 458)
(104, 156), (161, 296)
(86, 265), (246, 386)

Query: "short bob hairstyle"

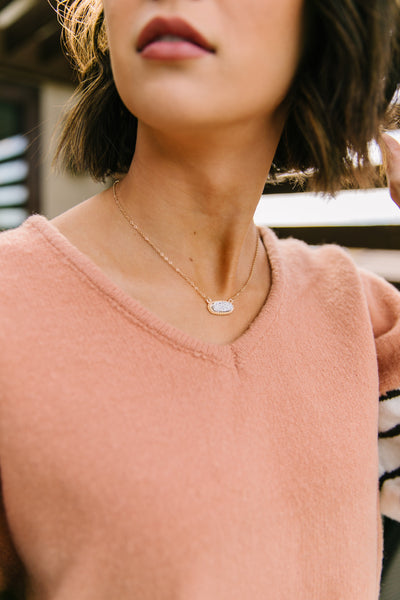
(55, 0), (400, 194)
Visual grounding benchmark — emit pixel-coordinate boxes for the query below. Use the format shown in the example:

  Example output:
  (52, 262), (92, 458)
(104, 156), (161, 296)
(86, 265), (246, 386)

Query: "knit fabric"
(0, 214), (399, 599)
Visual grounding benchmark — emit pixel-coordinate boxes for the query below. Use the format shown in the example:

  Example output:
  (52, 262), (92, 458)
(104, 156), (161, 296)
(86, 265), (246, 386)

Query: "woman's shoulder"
(0, 214), (73, 304)
(0, 214), (50, 271)
(261, 226), (365, 291)
(273, 230), (355, 265)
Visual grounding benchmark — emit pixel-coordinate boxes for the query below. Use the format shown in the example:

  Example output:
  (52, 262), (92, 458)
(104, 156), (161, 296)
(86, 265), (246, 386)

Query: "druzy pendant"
(207, 300), (234, 315)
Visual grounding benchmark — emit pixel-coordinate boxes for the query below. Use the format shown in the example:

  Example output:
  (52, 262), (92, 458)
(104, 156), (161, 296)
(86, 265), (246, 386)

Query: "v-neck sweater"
(0, 214), (399, 600)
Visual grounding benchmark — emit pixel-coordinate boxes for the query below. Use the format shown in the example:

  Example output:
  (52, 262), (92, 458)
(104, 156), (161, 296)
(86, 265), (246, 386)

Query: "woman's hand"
(382, 133), (400, 208)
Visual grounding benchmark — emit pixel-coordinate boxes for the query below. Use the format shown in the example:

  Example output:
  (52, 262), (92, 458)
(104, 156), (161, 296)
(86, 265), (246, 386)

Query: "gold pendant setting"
(207, 300), (234, 315)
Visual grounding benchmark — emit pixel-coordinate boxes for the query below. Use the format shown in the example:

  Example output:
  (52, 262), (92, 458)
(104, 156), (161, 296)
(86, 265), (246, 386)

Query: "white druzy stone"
(207, 300), (234, 315)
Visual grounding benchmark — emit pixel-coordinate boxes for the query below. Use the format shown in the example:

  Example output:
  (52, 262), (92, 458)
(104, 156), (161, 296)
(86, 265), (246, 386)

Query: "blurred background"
(0, 0), (399, 598)
(0, 0), (102, 230)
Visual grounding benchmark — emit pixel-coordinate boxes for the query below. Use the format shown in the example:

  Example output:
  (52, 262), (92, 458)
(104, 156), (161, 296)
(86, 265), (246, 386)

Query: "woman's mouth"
(137, 17), (215, 60)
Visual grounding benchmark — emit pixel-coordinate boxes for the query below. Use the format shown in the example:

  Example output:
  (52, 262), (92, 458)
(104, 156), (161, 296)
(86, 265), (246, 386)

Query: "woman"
(0, 0), (399, 598)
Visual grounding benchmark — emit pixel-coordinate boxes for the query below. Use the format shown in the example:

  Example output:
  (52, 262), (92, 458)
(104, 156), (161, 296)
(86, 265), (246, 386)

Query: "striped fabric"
(379, 388), (400, 522)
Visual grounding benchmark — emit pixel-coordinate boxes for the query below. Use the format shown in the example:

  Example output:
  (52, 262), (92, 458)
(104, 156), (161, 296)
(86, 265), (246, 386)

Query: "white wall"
(39, 82), (105, 219)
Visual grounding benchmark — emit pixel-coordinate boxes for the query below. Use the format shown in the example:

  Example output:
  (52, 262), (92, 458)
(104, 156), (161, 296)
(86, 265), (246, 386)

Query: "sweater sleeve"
(360, 269), (400, 522)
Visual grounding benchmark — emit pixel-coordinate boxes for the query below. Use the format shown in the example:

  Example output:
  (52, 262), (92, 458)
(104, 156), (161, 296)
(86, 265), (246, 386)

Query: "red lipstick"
(137, 16), (215, 60)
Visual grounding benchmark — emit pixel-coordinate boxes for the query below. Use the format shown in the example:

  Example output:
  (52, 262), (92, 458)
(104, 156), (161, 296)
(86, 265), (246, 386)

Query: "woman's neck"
(113, 119), (281, 298)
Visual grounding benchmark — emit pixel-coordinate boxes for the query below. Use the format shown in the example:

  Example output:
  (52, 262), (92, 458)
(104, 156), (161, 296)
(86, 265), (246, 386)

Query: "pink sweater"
(0, 214), (400, 599)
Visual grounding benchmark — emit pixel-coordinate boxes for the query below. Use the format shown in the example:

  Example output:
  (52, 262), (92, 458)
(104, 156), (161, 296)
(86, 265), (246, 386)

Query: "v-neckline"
(26, 214), (287, 369)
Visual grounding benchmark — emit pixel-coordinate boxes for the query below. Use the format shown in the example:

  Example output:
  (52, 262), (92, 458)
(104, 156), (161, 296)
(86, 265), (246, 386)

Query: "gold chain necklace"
(112, 180), (259, 316)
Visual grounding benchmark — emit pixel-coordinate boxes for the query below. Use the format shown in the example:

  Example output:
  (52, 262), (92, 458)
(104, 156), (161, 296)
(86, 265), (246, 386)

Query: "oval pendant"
(207, 300), (234, 315)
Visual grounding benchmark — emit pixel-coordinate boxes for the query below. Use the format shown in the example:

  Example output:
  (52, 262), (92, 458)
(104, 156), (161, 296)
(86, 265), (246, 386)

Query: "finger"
(382, 133), (400, 207)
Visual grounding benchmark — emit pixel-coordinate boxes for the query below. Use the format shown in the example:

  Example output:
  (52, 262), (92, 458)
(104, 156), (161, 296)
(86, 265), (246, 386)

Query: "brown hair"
(55, 0), (400, 193)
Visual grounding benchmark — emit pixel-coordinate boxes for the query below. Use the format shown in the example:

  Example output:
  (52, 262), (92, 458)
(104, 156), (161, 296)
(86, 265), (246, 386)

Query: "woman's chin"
(133, 104), (233, 137)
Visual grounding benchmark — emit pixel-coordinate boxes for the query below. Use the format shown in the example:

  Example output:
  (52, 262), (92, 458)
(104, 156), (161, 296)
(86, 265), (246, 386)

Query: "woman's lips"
(140, 40), (211, 60)
(137, 16), (215, 60)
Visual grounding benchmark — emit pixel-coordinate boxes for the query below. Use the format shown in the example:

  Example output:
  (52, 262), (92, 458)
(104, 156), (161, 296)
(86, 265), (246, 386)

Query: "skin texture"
(51, 0), (400, 345)
(99, 0), (305, 287)
(383, 134), (400, 207)
(103, 0), (304, 133)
